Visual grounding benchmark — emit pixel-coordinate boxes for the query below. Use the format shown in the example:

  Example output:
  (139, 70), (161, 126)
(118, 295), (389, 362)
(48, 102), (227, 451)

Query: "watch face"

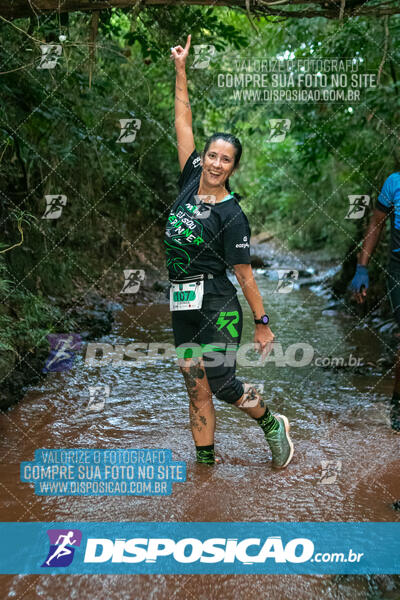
(262, 315), (269, 324)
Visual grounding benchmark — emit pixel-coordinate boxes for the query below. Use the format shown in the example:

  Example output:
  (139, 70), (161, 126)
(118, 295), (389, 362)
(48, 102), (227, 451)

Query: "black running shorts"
(171, 292), (245, 404)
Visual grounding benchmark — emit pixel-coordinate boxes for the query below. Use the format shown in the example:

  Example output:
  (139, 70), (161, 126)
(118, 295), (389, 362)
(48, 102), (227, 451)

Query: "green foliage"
(1, 7), (399, 364)
(0, 264), (75, 356)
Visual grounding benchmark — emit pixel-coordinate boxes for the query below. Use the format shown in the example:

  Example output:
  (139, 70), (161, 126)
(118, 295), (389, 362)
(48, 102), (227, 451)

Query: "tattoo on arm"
(176, 96), (191, 109)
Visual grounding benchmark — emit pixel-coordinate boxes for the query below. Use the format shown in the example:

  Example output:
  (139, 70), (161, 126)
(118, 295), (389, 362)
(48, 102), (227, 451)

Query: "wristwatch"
(254, 314), (270, 325)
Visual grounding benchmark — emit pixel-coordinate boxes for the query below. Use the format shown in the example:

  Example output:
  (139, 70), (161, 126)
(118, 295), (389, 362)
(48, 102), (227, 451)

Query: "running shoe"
(264, 414), (294, 468)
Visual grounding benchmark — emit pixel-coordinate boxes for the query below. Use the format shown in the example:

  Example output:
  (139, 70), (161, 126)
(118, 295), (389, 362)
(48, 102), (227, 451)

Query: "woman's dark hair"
(202, 132), (242, 196)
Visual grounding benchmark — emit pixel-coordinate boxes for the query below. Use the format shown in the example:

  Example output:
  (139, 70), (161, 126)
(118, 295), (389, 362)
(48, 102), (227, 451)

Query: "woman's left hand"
(254, 325), (275, 357)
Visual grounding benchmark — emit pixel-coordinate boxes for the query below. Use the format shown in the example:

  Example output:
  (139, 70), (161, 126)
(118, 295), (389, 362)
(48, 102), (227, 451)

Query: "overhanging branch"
(1, 0), (400, 20)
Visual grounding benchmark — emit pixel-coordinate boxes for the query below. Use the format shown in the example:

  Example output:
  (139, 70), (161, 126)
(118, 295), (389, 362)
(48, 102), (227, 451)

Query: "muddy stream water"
(1, 267), (399, 599)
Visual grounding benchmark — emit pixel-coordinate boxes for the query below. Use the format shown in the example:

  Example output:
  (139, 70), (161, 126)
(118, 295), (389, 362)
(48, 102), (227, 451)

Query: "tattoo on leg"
(189, 402), (208, 431)
(190, 398), (199, 413)
(181, 359), (211, 432)
(181, 359), (205, 403)
(189, 405), (202, 432)
(188, 360), (205, 381)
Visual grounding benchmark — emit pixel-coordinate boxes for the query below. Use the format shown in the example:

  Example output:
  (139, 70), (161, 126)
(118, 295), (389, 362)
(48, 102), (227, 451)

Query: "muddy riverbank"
(1, 231), (397, 413)
(0, 244), (399, 598)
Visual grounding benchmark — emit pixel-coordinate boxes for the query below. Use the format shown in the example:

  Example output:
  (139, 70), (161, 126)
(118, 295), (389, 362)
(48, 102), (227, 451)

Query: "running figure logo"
(41, 529), (82, 567)
(318, 460), (342, 485)
(193, 194), (216, 219)
(216, 311), (240, 338)
(120, 269), (145, 294)
(42, 194), (67, 220)
(275, 269), (299, 293)
(87, 384), (110, 411)
(268, 119), (291, 143)
(117, 118), (142, 143)
(191, 45), (215, 69)
(345, 195), (370, 219)
(42, 333), (82, 373)
(37, 44), (62, 69)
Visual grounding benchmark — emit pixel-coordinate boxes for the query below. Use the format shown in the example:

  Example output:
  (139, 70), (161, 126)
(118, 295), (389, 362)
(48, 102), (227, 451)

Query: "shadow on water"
(0, 273), (399, 599)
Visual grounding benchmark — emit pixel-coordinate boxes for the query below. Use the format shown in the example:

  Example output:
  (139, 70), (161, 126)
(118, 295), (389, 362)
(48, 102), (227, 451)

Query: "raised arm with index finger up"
(170, 35), (195, 172)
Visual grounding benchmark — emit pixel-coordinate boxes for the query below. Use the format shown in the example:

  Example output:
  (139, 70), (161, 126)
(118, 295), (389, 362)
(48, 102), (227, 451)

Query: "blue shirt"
(377, 172), (400, 266)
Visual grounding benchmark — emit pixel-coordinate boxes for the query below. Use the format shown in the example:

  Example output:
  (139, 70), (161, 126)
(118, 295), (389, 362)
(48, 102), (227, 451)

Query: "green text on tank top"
(170, 191), (235, 308)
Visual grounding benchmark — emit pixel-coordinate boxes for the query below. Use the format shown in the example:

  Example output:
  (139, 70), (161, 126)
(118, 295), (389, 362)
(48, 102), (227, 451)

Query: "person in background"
(349, 172), (400, 432)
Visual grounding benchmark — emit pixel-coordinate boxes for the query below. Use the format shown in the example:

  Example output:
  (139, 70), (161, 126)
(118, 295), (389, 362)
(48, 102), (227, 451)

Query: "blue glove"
(348, 264), (369, 293)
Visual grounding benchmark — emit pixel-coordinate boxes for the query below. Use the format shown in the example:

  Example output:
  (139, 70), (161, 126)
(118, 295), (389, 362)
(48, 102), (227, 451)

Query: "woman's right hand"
(254, 325), (275, 358)
(170, 34), (191, 71)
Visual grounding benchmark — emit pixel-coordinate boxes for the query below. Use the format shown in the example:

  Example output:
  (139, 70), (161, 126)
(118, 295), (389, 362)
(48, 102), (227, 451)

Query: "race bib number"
(170, 280), (204, 311)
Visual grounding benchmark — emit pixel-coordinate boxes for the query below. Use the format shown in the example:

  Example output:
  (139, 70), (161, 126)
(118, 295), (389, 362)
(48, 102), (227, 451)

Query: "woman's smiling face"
(201, 139), (237, 188)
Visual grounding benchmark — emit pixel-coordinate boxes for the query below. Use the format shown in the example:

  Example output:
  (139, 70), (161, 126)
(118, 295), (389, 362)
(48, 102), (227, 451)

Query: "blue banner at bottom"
(0, 522), (399, 574)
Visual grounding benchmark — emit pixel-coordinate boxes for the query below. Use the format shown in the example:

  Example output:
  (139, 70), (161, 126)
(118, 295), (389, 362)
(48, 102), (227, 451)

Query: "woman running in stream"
(165, 34), (294, 468)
